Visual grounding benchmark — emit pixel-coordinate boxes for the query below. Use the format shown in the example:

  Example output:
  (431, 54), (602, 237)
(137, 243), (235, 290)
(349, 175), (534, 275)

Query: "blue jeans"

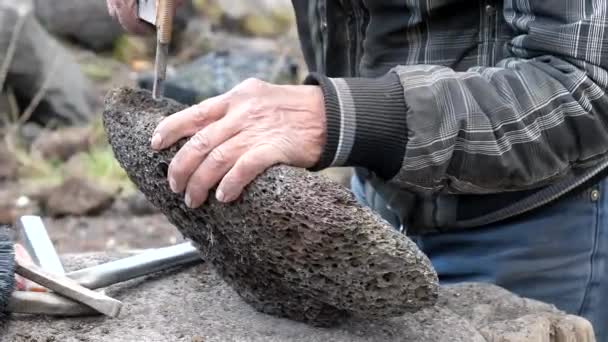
(351, 175), (608, 341)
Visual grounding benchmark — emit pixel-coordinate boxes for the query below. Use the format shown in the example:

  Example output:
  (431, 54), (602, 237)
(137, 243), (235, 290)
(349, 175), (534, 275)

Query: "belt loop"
(434, 194), (459, 228)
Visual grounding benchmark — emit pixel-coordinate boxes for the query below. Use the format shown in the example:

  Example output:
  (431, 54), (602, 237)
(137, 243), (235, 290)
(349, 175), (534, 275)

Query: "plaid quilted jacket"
(292, 1), (608, 231)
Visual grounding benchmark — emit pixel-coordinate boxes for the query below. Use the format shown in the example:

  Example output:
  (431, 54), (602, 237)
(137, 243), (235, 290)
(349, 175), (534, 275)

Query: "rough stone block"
(102, 87), (439, 326)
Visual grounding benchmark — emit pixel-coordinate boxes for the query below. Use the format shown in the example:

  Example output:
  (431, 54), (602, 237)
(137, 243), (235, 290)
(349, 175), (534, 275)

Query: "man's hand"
(106, 0), (183, 34)
(151, 78), (326, 208)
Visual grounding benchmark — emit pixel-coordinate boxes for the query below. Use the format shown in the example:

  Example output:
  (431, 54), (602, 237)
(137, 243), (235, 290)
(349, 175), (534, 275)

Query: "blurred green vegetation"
(81, 61), (113, 82)
(8, 116), (135, 195)
(2, 0), (298, 197)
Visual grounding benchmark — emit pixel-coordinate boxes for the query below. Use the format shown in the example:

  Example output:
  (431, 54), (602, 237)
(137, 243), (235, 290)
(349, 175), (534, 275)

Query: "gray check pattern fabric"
(302, 0), (608, 196)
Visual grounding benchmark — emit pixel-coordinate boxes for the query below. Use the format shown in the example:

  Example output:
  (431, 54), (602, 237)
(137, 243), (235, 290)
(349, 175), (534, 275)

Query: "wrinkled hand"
(106, 0), (183, 34)
(151, 78), (326, 208)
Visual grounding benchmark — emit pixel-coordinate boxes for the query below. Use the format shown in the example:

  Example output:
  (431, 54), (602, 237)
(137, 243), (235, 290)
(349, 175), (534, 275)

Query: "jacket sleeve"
(304, 16), (608, 194)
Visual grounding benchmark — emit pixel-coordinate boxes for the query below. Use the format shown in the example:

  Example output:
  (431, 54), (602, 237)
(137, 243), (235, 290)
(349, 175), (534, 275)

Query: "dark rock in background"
(108, 191), (159, 217)
(30, 126), (93, 162)
(0, 185), (40, 225)
(194, 0), (295, 38)
(0, 144), (18, 181)
(0, 1), (97, 126)
(123, 191), (158, 216)
(103, 87), (439, 326)
(0, 92), (10, 119)
(18, 122), (44, 148)
(39, 177), (116, 217)
(32, 0), (123, 52)
(137, 49), (299, 105)
(32, 0), (195, 52)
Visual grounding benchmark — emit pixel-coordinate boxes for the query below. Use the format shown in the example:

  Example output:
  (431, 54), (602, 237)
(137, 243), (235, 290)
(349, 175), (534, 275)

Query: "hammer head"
(137, 0), (157, 26)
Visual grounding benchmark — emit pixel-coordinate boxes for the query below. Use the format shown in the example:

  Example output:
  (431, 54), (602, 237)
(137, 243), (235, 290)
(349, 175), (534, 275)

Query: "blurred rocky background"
(0, 0), (352, 253)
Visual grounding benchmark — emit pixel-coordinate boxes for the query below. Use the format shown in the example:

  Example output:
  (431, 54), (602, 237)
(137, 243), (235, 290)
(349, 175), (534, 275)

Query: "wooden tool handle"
(157, 0), (175, 44)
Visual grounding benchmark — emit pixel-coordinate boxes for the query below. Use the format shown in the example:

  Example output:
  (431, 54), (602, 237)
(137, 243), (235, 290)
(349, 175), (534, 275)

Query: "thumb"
(114, 0), (155, 35)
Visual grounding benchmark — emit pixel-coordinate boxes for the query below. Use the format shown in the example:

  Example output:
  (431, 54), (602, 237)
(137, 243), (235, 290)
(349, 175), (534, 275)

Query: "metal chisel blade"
(15, 261), (123, 318)
(137, 0), (157, 25)
(152, 43), (169, 99)
(66, 242), (200, 290)
(8, 291), (97, 316)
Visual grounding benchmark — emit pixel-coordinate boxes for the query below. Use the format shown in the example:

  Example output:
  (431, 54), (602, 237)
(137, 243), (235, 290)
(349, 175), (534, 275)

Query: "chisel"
(14, 260), (123, 317)
(66, 242), (201, 290)
(137, 0), (175, 99)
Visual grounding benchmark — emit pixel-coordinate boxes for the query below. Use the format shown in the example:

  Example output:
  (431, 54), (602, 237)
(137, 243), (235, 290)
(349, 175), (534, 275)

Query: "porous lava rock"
(102, 87), (438, 326)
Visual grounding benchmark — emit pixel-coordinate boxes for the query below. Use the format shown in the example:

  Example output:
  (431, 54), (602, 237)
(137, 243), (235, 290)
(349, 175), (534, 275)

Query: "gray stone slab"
(0, 253), (596, 342)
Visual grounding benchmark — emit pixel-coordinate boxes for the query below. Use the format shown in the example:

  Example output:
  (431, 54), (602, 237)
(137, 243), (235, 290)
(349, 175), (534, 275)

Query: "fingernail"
(151, 133), (163, 149)
(216, 189), (226, 202)
(169, 177), (178, 193)
(185, 193), (193, 208)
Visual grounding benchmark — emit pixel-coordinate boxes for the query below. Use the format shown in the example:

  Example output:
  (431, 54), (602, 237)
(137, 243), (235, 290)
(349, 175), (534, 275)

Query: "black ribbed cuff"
(304, 72), (408, 179)
(304, 73), (342, 171)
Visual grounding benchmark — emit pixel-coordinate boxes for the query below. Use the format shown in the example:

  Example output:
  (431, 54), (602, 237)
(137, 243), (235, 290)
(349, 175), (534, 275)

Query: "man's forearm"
(306, 56), (608, 194)
(304, 72), (408, 179)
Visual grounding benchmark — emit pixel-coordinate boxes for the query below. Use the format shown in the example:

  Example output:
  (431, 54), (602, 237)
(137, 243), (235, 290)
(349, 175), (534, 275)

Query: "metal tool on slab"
(7, 242), (201, 316)
(7, 291), (97, 316)
(6, 215), (202, 316)
(67, 242), (200, 290)
(17, 215), (65, 276)
(12, 216), (123, 317)
(14, 260), (123, 317)
(137, 0), (175, 99)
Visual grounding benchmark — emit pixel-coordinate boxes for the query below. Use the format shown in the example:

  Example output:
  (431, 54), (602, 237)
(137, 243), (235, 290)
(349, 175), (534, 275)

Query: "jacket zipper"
(480, 0), (497, 66)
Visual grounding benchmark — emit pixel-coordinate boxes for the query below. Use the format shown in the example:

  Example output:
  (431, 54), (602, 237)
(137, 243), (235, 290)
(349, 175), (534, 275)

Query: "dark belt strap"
(354, 166), (608, 236)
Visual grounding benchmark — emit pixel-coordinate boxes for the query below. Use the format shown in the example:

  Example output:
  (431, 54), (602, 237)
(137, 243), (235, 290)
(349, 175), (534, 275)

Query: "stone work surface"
(102, 88), (439, 326)
(0, 254), (596, 342)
